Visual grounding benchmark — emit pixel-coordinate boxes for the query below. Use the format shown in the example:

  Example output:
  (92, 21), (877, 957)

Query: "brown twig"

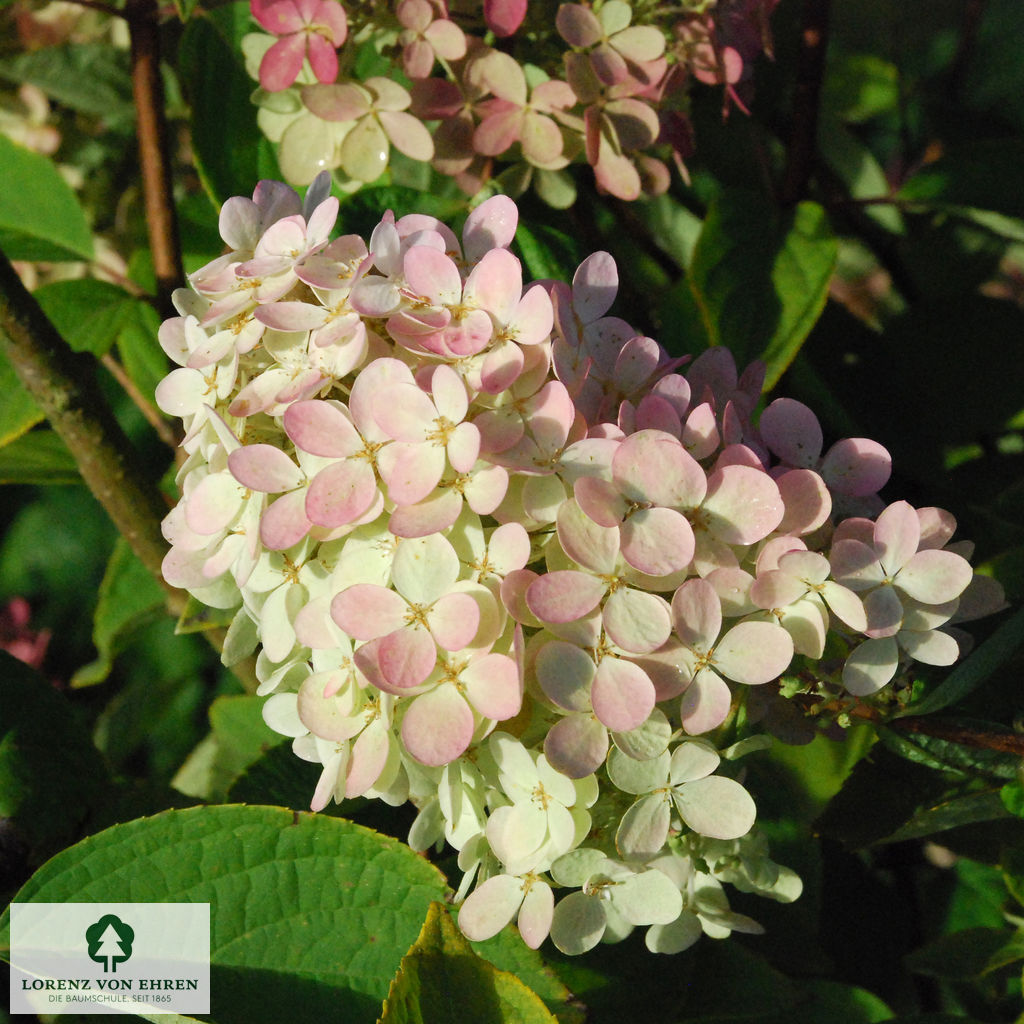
(779, 0), (831, 206)
(0, 250), (181, 608)
(100, 351), (179, 450)
(127, 0), (184, 319)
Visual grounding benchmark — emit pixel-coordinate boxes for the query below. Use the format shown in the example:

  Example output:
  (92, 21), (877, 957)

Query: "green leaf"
(70, 538), (166, 688)
(466, 913), (585, 1024)
(0, 348), (43, 448)
(33, 279), (136, 357)
(0, 652), (108, 865)
(898, 140), (1024, 221)
(0, 430), (79, 484)
(380, 902), (557, 1024)
(877, 721), (1023, 780)
(883, 789), (1012, 844)
(821, 52), (900, 123)
(114, 298), (166, 401)
(179, 4), (270, 207)
(175, 594), (238, 634)
(0, 44), (133, 126)
(0, 134), (93, 261)
(688, 191), (837, 389)
(173, 694), (287, 802)
(513, 222), (586, 287)
(337, 186), (468, 242)
(785, 980), (892, 1023)
(906, 927), (1014, 980)
(899, 605), (1024, 716)
(0, 805), (449, 1024)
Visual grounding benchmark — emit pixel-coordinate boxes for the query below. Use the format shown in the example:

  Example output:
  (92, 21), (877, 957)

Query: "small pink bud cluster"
(157, 176), (1001, 954)
(241, 0), (780, 202)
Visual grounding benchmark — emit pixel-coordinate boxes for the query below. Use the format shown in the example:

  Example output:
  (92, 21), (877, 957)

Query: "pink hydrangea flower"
(251, 0), (348, 92)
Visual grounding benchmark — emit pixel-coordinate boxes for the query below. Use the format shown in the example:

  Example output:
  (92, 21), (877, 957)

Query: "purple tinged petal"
(302, 82), (370, 121)
(574, 476), (627, 527)
(863, 585), (903, 637)
(556, 3), (603, 47)
(897, 549), (973, 605)
(284, 399), (361, 457)
(458, 875), (526, 943)
(703, 465), (783, 545)
(820, 581), (867, 631)
(345, 719), (391, 797)
(379, 109), (434, 161)
(527, 570), (606, 624)
(613, 430), (706, 508)
(260, 33), (308, 91)
(572, 251), (618, 322)
(404, 245), (462, 304)
(331, 583), (407, 639)
(228, 444), (303, 492)
(402, 685), (475, 766)
(830, 538), (885, 590)
(379, 441), (446, 505)
(873, 500), (920, 576)
(821, 437), (891, 497)
(775, 468), (831, 535)
(750, 569), (806, 610)
(305, 460), (377, 527)
(259, 489), (312, 550)
(427, 591), (481, 651)
(379, 625), (437, 688)
(306, 32), (339, 83)
(843, 636), (899, 696)
(388, 489), (462, 538)
(759, 397), (823, 467)
(620, 507), (695, 577)
(714, 621), (794, 684)
(557, 497), (620, 574)
(674, 776), (755, 841)
(463, 653), (521, 720)
(899, 628), (960, 666)
(672, 577), (722, 651)
(603, 588), (671, 654)
(679, 669), (732, 735)
(462, 194), (519, 263)
(544, 714), (608, 779)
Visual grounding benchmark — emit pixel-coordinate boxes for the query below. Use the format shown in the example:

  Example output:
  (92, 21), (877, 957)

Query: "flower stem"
(127, 0), (184, 319)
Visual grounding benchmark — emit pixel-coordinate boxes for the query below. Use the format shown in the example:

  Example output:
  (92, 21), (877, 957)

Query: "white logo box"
(10, 903), (210, 1015)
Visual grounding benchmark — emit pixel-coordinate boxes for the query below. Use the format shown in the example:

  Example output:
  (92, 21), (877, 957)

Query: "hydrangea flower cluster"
(156, 175), (1000, 955)
(240, 0), (780, 203)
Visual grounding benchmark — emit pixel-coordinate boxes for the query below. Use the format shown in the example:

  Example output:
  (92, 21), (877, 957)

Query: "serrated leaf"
(71, 538), (166, 688)
(0, 430), (79, 484)
(878, 721), (1023, 780)
(884, 790), (1011, 845)
(33, 279), (135, 357)
(0, 348), (43, 448)
(466, 912), (585, 1024)
(0, 805), (449, 1024)
(0, 44), (133, 125)
(899, 605), (1024, 716)
(688, 191), (837, 389)
(0, 135), (93, 261)
(380, 902), (557, 1024)
(178, 4), (269, 207)
(0, 652), (108, 865)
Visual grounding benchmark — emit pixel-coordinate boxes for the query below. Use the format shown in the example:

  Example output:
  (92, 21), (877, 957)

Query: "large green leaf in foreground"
(0, 805), (448, 1024)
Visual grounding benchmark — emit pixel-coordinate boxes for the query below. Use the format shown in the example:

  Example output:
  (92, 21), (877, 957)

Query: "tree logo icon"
(85, 914), (135, 973)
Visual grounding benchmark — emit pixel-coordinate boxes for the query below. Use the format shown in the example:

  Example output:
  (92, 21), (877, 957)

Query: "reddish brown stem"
(780, 0), (831, 206)
(127, 0), (184, 318)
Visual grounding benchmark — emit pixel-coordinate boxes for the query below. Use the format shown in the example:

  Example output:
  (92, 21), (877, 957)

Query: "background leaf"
(0, 134), (93, 261)
(380, 902), (557, 1024)
(688, 190), (837, 387)
(0, 805), (449, 1024)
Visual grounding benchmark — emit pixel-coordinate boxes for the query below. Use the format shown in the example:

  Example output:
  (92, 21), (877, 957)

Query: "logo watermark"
(10, 903), (210, 1015)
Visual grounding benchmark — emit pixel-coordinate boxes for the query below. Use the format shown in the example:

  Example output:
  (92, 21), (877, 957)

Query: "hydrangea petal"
(544, 714), (608, 778)
(843, 636), (899, 695)
(714, 621), (793, 685)
(591, 657), (655, 732)
(674, 776), (756, 840)
(402, 684), (475, 765)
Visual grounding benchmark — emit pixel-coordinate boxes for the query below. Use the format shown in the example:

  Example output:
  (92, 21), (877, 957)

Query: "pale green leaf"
(0, 430), (79, 484)
(380, 902), (558, 1024)
(70, 538), (166, 688)
(0, 134), (93, 261)
(0, 805), (449, 1024)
